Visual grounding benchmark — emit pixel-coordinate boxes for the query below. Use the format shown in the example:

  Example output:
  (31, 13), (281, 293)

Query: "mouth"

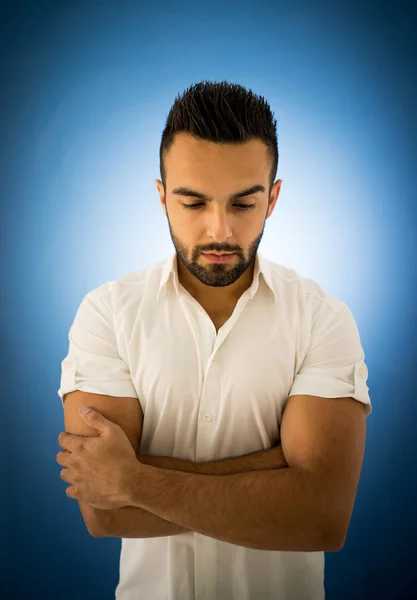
(202, 253), (236, 263)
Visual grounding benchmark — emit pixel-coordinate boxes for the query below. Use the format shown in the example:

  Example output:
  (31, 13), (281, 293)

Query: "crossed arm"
(95, 443), (290, 541)
(79, 395), (367, 553)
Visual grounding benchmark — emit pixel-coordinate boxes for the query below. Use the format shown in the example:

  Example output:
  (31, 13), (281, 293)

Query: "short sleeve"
(288, 300), (372, 416)
(57, 287), (138, 407)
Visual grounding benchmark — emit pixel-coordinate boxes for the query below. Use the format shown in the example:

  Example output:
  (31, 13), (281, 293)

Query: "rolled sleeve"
(57, 287), (138, 407)
(289, 300), (372, 416)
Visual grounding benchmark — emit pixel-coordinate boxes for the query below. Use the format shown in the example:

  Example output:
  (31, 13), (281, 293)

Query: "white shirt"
(58, 250), (372, 600)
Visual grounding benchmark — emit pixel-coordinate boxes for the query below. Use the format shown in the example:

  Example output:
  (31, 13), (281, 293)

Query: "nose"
(205, 208), (233, 242)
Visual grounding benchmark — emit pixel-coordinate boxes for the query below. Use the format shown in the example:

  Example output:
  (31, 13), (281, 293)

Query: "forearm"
(127, 464), (339, 552)
(95, 456), (194, 538)
(99, 445), (288, 539)
(96, 504), (188, 538)
(140, 443), (288, 476)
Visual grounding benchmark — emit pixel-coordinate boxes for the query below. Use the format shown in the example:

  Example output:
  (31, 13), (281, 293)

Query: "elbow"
(78, 502), (109, 538)
(332, 525), (348, 552)
(306, 512), (345, 552)
(86, 515), (108, 538)
(322, 517), (347, 552)
(323, 530), (345, 552)
(87, 523), (105, 538)
(313, 492), (349, 552)
(314, 524), (344, 552)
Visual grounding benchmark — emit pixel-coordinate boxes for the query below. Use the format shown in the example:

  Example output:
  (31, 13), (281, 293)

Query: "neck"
(177, 258), (255, 309)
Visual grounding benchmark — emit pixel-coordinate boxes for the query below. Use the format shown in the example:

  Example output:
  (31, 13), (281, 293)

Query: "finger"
(65, 484), (76, 499)
(78, 408), (114, 434)
(56, 449), (71, 466)
(58, 431), (68, 447)
(58, 431), (85, 451)
(60, 467), (71, 482)
(58, 431), (75, 450)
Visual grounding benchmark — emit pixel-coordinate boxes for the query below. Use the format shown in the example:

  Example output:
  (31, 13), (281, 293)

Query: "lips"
(202, 252), (236, 263)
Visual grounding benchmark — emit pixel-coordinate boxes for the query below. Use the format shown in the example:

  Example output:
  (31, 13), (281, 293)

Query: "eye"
(182, 203), (255, 210)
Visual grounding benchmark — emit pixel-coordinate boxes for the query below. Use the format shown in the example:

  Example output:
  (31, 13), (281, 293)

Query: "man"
(57, 80), (372, 600)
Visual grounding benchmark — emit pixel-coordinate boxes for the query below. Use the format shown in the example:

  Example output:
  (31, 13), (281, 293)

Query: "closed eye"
(182, 203), (255, 210)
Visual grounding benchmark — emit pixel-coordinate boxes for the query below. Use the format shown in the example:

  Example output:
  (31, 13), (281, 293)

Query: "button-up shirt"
(58, 250), (372, 600)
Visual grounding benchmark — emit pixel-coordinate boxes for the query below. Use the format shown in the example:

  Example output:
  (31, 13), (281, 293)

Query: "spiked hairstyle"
(159, 80), (278, 195)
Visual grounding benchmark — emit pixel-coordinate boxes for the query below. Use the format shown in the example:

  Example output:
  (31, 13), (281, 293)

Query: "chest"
(198, 302), (238, 333)
(118, 292), (307, 459)
(205, 310), (233, 332)
(127, 309), (299, 458)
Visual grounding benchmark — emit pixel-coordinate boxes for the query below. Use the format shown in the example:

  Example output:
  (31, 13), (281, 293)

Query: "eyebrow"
(171, 184), (266, 202)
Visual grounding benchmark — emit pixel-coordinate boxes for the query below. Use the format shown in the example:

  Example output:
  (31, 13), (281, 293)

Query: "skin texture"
(58, 391), (290, 538)
(57, 408), (140, 509)
(155, 133), (282, 311)
(57, 396), (366, 550)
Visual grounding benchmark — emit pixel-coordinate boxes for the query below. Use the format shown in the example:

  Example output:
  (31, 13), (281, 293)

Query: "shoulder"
(84, 257), (166, 308)
(264, 257), (346, 314)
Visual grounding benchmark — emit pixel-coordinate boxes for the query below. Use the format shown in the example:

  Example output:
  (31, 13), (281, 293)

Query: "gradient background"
(2, 0), (416, 598)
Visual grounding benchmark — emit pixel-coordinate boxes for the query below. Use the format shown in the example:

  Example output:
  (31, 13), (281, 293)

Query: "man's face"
(156, 133), (282, 290)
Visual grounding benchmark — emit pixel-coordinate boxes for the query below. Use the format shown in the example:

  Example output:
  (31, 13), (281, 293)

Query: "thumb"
(79, 407), (110, 431)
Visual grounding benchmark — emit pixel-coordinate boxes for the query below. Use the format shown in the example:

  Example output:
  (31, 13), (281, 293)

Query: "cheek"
(171, 211), (260, 242)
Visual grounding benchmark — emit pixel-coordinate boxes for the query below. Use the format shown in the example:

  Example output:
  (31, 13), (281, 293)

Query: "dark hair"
(159, 80), (278, 195)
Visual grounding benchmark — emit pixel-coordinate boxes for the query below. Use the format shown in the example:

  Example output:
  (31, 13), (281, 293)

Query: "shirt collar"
(156, 250), (278, 304)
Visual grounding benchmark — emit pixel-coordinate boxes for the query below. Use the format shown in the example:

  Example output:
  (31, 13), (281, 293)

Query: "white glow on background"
(43, 82), (386, 340)
(9, 1), (410, 400)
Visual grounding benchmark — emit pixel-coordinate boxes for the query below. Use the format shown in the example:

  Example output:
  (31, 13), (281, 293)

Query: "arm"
(99, 443), (289, 538)
(61, 390), (188, 538)
(139, 442), (288, 475)
(124, 461), (333, 552)
(62, 390), (145, 537)
(114, 395), (367, 552)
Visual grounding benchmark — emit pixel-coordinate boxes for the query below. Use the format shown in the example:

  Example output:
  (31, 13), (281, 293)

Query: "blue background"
(2, 0), (416, 598)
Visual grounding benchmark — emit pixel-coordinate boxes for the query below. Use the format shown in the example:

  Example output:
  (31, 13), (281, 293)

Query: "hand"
(56, 407), (140, 509)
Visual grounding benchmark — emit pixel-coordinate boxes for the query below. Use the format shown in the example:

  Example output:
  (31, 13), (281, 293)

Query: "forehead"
(166, 133), (269, 179)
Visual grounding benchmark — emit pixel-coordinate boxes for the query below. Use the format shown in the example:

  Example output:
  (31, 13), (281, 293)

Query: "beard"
(165, 215), (266, 289)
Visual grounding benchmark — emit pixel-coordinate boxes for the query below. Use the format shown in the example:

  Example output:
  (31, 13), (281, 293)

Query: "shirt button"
(203, 413), (212, 423)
